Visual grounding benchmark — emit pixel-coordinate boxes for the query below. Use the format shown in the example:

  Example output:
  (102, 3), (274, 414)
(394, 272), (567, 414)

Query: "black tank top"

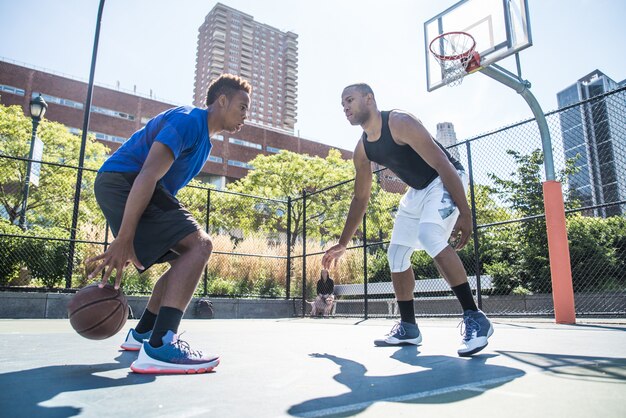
(362, 110), (464, 190)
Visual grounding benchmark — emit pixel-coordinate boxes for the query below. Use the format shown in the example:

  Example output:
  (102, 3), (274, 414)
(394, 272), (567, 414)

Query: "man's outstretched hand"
(321, 243), (347, 270)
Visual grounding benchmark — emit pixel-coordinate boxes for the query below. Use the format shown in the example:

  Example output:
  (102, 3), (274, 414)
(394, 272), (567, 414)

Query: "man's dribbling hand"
(85, 237), (144, 289)
(450, 212), (472, 250)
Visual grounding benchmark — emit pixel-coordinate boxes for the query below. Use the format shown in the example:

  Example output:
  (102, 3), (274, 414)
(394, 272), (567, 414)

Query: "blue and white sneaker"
(130, 331), (220, 374)
(374, 321), (422, 346)
(457, 310), (494, 357)
(120, 328), (152, 351)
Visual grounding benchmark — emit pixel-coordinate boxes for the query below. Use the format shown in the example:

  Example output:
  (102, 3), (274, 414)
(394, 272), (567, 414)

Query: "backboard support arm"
(479, 64), (554, 180)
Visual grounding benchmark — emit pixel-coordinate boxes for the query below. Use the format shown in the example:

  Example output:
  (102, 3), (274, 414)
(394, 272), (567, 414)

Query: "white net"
(430, 32), (476, 87)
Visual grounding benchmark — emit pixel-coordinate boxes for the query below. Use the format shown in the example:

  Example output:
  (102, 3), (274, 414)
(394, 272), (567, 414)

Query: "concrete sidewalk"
(0, 317), (625, 417)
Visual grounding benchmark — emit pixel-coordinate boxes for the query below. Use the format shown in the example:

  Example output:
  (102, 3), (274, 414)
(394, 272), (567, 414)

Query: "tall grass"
(77, 231), (366, 298)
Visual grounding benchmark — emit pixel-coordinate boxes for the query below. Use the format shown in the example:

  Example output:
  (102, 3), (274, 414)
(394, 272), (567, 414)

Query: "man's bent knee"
(174, 231), (213, 260)
(387, 244), (413, 273)
(196, 233), (213, 259)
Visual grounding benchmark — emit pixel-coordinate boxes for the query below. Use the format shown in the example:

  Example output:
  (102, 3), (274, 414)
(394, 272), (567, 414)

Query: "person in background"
(311, 268), (335, 317)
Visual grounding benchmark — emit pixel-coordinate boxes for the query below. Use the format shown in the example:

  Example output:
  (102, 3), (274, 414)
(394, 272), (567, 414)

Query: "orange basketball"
(67, 283), (128, 340)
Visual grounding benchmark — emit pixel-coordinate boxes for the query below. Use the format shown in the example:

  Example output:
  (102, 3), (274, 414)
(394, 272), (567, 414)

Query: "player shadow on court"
(497, 350), (626, 382)
(0, 350), (154, 418)
(288, 346), (525, 417)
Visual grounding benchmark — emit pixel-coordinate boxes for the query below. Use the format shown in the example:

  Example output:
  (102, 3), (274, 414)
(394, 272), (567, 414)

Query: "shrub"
(20, 236), (69, 288)
(0, 220), (23, 285)
(485, 261), (520, 295)
(411, 251), (438, 280)
(206, 277), (236, 296)
(121, 268), (157, 295)
(511, 285), (532, 295)
(20, 226), (75, 288)
(367, 248), (390, 283)
(255, 276), (285, 297)
(567, 215), (625, 292)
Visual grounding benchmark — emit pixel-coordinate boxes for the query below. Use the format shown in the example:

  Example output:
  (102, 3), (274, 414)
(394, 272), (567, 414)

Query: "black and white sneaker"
(457, 310), (494, 356)
(375, 321), (422, 346)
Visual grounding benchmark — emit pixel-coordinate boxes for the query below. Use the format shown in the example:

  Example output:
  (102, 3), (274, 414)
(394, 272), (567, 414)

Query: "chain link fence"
(0, 154), (291, 299)
(1, 87), (624, 317)
(303, 86), (625, 318)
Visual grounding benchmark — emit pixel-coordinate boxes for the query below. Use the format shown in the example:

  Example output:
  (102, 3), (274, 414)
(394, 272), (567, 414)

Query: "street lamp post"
(19, 94), (48, 230)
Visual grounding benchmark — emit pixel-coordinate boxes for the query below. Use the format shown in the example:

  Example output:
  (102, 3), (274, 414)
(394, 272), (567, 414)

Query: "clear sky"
(0, 0), (625, 154)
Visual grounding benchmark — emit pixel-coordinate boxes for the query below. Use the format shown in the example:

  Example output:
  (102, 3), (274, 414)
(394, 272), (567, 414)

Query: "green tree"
(0, 103), (109, 231)
(472, 183), (513, 225)
(177, 179), (211, 227)
(487, 149), (580, 293)
(220, 149), (400, 247)
(567, 215), (626, 292)
(0, 219), (23, 285)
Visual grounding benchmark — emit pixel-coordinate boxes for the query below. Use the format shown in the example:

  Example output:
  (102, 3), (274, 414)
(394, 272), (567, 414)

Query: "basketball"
(67, 283), (129, 340)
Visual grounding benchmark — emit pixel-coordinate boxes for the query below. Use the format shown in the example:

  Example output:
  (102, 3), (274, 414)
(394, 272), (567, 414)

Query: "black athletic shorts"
(94, 171), (201, 271)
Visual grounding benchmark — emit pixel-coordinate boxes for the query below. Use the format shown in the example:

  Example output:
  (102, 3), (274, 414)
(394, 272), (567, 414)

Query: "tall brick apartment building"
(0, 59), (351, 189)
(194, 3), (299, 132)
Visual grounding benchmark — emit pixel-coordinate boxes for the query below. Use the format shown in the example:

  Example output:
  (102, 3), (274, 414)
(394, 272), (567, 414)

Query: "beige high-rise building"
(436, 121), (460, 162)
(193, 3), (298, 132)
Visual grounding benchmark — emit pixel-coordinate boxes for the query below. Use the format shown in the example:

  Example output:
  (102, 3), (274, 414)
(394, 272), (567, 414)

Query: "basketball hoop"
(429, 31), (481, 87)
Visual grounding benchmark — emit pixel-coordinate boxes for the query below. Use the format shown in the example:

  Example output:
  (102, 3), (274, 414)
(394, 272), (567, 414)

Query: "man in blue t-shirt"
(87, 74), (251, 374)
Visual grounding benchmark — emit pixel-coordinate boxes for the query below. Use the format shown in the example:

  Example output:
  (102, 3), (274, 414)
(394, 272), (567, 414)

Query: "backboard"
(424, 0), (532, 91)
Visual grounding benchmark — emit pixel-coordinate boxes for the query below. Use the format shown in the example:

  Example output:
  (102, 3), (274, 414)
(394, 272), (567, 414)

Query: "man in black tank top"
(322, 83), (493, 357)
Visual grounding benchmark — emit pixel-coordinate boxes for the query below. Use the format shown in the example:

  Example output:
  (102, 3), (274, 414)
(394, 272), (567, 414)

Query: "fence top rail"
(195, 185), (288, 203)
(0, 152), (99, 172)
(0, 153), (285, 203)
(450, 84), (626, 149)
(0, 232), (102, 245)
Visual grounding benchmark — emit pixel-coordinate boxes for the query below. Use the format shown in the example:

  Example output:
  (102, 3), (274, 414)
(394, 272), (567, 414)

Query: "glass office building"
(557, 70), (625, 217)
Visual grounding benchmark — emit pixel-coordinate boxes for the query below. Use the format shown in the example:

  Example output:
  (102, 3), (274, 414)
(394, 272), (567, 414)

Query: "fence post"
(466, 141), (484, 308)
(65, 0), (106, 289)
(301, 190), (307, 317)
(363, 213), (368, 319)
(286, 196), (292, 300)
(203, 188), (210, 297)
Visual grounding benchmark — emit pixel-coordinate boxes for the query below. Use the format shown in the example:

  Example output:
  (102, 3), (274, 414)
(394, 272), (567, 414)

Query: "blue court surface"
(1, 317), (625, 418)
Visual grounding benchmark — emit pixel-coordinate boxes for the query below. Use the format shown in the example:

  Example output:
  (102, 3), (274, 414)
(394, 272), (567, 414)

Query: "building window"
(92, 131), (127, 144)
(229, 137), (262, 150)
(227, 159), (254, 169)
(208, 155), (223, 163)
(91, 105), (135, 121)
(0, 84), (25, 96)
(212, 134), (224, 141)
(32, 92), (83, 109)
(266, 146), (281, 153)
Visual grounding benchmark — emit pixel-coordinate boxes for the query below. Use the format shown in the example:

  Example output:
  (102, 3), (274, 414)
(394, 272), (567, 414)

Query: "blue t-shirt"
(99, 106), (211, 196)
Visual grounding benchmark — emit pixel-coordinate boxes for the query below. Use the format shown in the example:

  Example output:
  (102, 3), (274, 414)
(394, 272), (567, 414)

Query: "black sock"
(451, 282), (478, 312)
(149, 306), (184, 348)
(397, 300), (416, 325)
(135, 308), (157, 334)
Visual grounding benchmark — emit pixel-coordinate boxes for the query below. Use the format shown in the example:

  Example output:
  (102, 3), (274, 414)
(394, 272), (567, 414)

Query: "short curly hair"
(343, 83), (375, 100)
(205, 74), (252, 106)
